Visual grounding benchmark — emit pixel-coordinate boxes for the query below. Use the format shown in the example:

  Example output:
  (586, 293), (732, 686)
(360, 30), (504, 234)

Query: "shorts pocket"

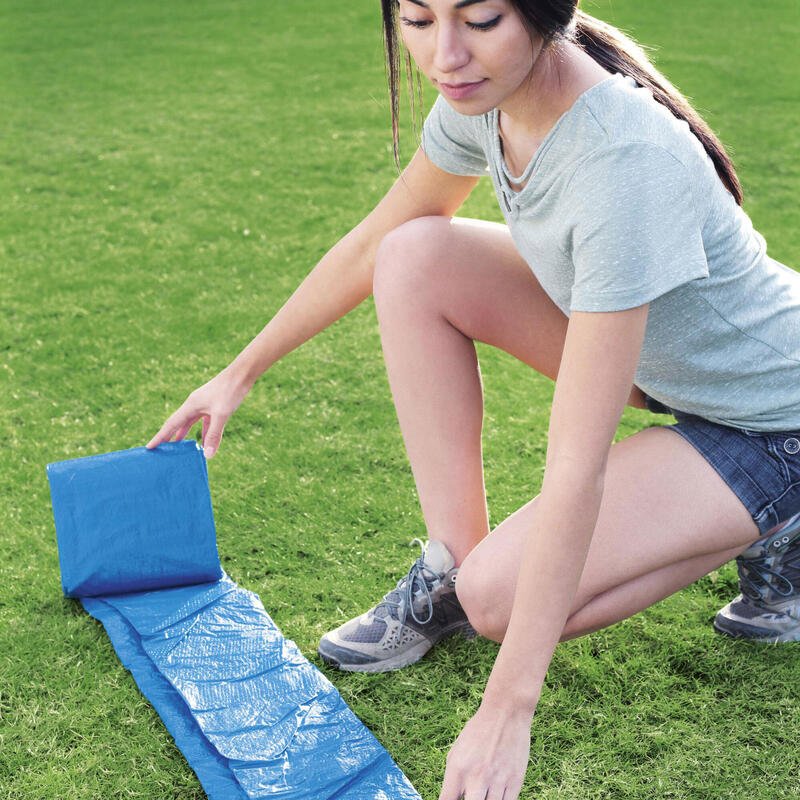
(723, 428), (787, 486)
(765, 434), (800, 485)
(746, 432), (800, 524)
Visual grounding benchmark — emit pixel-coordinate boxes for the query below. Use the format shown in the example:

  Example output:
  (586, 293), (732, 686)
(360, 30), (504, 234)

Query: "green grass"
(2, 0), (799, 797)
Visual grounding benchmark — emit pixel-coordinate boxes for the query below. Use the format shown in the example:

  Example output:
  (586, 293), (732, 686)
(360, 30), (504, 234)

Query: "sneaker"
(713, 511), (800, 642)
(318, 537), (476, 672)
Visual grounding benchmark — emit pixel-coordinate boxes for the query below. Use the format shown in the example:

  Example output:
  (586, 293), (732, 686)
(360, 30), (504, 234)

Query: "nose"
(432, 21), (471, 76)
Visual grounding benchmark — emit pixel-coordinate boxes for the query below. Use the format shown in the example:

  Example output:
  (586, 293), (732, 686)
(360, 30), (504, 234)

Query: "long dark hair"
(380, 1), (743, 205)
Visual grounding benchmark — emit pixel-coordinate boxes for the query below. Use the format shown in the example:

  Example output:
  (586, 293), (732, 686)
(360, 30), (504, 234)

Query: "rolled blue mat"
(46, 440), (422, 800)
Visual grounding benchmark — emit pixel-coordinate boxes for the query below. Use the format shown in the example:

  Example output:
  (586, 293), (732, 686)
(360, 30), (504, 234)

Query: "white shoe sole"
(319, 624), (477, 673)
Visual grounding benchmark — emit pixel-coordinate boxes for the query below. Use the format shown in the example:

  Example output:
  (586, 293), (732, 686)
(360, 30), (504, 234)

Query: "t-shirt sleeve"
(420, 94), (489, 176)
(565, 141), (710, 313)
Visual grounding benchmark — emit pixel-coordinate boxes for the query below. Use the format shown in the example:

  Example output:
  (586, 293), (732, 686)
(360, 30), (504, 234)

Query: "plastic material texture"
(46, 441), (421, 800)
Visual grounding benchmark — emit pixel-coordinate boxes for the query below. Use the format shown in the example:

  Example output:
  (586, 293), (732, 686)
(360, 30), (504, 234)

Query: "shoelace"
(374, 538), (442, 627)
(739, 514), (800, 602)
(740, 558), (795, 601)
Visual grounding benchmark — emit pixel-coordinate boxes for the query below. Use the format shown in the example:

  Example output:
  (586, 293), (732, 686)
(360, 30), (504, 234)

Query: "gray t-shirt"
(420, 72), (800, 432)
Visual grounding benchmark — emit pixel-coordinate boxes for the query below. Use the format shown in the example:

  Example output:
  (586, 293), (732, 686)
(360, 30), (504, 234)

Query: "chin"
(441, 94), (496, 116)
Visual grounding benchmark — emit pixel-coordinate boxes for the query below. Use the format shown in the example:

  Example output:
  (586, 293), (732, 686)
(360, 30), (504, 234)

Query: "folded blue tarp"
(46, 440), (421, 799)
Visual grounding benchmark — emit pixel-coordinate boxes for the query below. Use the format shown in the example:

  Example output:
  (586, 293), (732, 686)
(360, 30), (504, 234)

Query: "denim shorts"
(643, 394), (800, 535)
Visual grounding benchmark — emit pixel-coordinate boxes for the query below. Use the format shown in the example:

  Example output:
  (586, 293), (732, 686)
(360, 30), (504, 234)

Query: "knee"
(454, 553), (507, 643)
(372, 215), (453, 301)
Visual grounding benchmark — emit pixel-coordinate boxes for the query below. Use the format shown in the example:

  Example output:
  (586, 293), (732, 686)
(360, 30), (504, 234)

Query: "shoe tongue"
(423, 539), (455, 575)
(372, 541), (456, 623)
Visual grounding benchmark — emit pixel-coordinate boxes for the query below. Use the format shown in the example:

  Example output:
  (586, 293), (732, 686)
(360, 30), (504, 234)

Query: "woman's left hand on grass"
(438, 701), (533, 800)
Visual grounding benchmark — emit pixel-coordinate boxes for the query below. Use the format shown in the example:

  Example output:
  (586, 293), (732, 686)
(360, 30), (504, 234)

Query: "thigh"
(375, 215), (650, 409)
(375, 215), (569, 383)
(456, 425), (761, 628)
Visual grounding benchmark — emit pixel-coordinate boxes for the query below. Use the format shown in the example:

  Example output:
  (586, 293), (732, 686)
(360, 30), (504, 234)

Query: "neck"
(497, 40), (607, 138)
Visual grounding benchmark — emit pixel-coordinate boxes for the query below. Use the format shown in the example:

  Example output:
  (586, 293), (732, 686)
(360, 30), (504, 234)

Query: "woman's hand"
(146, 367), (254, 458)
(438, 701), (533, 800)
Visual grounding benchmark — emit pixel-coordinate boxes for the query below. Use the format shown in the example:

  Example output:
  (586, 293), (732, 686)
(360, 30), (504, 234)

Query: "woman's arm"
(484, 303), (651, 709)
(147, 148), (478, 454)
(439, 302), (651, 800)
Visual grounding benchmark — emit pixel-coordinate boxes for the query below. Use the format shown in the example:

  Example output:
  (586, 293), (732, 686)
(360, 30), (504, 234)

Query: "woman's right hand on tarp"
(146, 367), (254, 459)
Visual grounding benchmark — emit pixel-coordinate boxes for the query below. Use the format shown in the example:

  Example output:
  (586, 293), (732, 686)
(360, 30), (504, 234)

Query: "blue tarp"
(46, 440), (421, 800)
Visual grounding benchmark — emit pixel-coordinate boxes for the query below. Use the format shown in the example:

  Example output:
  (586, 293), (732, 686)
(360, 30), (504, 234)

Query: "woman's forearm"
(482, 471), (606, 716)
(227, 221), (379, 386)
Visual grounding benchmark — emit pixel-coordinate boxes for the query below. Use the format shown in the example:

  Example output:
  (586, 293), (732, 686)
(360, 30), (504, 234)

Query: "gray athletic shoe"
(318, 537), (476, 673)
(713, 511), (800, 642)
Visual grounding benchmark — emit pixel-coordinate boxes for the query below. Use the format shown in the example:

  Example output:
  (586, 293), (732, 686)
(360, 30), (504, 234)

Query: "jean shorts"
(643, 393), (800, 535)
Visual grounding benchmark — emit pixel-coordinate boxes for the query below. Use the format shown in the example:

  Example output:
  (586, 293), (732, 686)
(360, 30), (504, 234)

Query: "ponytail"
(569, 10), (742, 205)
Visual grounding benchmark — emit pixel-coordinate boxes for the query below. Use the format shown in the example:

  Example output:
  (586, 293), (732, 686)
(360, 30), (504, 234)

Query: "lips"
(440, 80), (483, 89)
(437, 79), (487, 100)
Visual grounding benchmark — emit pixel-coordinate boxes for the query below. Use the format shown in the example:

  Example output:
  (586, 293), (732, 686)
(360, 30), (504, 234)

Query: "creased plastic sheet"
(46, 441), (421, 800)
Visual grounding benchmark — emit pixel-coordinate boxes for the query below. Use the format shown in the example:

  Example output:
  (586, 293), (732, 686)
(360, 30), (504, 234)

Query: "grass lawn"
(2, 0), (799, 797)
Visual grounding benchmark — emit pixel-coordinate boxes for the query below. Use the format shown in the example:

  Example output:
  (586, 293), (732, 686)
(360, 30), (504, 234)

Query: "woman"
(147, 1), (800, 797)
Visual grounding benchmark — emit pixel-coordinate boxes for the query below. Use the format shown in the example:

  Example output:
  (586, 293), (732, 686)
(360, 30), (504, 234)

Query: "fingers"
(440, 765), (521, 800)
(146, 376), (237, 456)
(201, 413), (227, 459)
(440, 782), (514, 800)
(145, 422), (174, 450)
(438, 766), (462, 800)
(172, 420), (195, 442)
(146, 411), (200, 450)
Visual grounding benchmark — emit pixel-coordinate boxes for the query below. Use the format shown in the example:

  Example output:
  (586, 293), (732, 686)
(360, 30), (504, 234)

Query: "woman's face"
(396, 0), (541, 114)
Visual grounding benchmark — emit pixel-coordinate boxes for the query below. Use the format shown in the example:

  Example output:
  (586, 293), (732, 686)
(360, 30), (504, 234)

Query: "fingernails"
(204, 446), (215, 459)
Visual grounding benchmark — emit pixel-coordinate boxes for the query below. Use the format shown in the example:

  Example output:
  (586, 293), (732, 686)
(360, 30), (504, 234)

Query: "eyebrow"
(405, 0), (488, 9)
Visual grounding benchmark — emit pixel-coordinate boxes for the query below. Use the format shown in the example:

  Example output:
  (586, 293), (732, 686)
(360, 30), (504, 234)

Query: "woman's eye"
(399, 16), (432, 29)
(467, 15), (502, 31)
(398, 15), (502, 31)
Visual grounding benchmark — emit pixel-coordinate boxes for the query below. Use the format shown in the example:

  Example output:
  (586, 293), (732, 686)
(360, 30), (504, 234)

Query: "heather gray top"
(420, 72), (800, 431)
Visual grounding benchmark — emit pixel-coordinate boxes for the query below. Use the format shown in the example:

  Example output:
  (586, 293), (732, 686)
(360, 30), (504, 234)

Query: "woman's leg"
(371, 214), (760, 644)
(373, 215), (646, 567)
(454, 425), (761, 642)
